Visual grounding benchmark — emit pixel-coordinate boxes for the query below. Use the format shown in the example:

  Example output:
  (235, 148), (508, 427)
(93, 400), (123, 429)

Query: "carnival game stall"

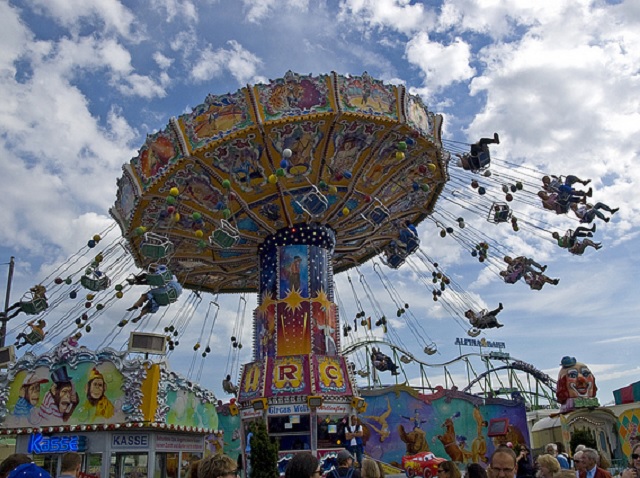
(0, 340), (218, 478)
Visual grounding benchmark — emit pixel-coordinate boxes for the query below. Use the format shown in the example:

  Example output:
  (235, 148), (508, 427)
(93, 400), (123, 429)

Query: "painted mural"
(0, 342), (146, 428)
(208, 404), (242, 458)
(158, 368), (219, 430)
(0, 339), (220, 432)
(617, 408), (640, 458)
(359, 386), (529, 467)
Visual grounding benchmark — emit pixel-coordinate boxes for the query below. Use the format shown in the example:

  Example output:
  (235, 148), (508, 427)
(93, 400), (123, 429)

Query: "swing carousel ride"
(2, 71), (616, 409)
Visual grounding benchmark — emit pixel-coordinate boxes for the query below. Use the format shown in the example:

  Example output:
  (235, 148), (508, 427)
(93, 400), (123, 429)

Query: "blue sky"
(0, 0), (639, 406)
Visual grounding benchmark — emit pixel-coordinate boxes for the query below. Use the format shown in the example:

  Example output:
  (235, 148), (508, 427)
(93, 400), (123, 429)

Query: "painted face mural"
(556, 356), (597, 404)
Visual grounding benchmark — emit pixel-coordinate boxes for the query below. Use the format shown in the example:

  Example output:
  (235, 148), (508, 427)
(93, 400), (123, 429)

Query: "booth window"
(317, 415), (345, 449)
(110, 453), (148, 478)
(86, 454), (102, 477)
(268, 415), (311, 451)
(154, 453), (178, 478)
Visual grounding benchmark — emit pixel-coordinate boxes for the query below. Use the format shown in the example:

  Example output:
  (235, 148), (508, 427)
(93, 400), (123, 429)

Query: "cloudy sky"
(0, 0), (639, 406)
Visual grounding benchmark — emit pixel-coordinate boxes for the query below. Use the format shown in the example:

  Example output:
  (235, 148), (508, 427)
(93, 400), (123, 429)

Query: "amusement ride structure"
(0, 71), (615, 463)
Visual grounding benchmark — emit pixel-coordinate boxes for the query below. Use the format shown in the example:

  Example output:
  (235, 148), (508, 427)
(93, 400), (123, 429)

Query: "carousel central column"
(256, 222), (339, 360)
(237, 222), (360, 462)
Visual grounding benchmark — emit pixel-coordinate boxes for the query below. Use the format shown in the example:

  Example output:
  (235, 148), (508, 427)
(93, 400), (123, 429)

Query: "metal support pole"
(0, 256), (15, 347)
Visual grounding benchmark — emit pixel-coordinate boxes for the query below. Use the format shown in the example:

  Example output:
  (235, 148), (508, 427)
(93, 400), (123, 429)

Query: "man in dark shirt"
(330, 450), (361, 478)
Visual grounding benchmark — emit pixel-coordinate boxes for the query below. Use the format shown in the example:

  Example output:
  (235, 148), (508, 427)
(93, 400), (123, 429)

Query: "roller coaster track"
(342, 338), (558, 410)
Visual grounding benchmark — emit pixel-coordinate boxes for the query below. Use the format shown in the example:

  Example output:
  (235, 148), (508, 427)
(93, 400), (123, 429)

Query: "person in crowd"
(489, 447), (518, 478)
(545, 444), (570, 470)
(198, 454), (238, 478)
(58, 452), (82, 478)
(516, 446), (534, 478)
(7, 463), (51, 478)
(0, 455), (32, 478)
(345, 416), (364, 468)
(437, 461), (461, 478)
(573, 451), (586, 478)
(466, 463), (488, 478)
(578, 448), (611, 478)
(330, 450), (361, 478)
(536, 454), (560, 478)
(361, 459), (380, 478)
(621, 443), (640, 478)
(286, 453), (321, 478)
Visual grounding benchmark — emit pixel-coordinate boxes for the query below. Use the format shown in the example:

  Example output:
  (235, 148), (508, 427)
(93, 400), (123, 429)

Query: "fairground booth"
(0, 338), (218, 478)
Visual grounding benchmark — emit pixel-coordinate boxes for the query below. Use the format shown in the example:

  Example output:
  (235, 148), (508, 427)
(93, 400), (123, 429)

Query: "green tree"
(570, 428), (597, 453)
(249, 420), (279, 478)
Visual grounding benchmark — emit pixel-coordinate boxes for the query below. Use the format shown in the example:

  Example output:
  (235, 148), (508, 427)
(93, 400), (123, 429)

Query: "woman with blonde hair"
(198, 454), (239, 478)
(361, 459), (380, 478)
(535, 454), (560, 478)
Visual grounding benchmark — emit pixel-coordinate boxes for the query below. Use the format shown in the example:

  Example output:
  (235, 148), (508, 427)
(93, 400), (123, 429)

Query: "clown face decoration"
(556, 356), (597, 404)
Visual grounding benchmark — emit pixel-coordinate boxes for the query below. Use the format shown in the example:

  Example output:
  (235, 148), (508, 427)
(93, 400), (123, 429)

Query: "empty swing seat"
(368, 199), (390, 225)
(297, 188), (329, 217)
(81, 274), (111, 292)
(424, 344), (437, 355)
(210, 220), (240, 248)
(468, 328), (481, 337)
(141, 233), (174, 259)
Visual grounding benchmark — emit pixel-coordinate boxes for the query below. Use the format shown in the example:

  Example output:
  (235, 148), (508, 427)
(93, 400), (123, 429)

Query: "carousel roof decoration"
(110, 71), (448, 294)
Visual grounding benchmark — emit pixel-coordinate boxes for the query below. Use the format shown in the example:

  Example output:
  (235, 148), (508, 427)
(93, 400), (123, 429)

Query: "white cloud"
(153, 51), (174, 70)
(191, 40), (265, 85)
(406, 32), (475, 95)
(28, 0), (139, 39)
(338, 0), (434, 35)
(150, 0), (198, 23)
(242, 0), (310, 23)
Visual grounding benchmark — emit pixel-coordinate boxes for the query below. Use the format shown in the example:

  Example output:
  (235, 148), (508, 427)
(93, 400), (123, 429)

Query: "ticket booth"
(0, 340), (219, 478)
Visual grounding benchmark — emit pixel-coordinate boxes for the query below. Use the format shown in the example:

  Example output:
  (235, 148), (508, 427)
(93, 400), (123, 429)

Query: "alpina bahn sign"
(455, 337), (506, 349)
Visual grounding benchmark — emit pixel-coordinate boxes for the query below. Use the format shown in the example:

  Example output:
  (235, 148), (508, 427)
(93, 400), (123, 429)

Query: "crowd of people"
(1, 437), (636, 478)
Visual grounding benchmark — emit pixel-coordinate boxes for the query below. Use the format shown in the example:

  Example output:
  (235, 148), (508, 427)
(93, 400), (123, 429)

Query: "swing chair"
(80, 268), (111, 292)
(488, 203), (512, 224)
(400, 355), (412, 364)
(381, 241), (406, 269)
(22, 328), (45, 346)
(144, 264), (173, 287)
(467, 327), (481, 337)
(150, 285), (180, 306)
(210, 220), (240, 248)
(367, 198), (390, 225)
(16, 289), (48, 315)
(140, 232), (174, 259)
(424, 343), (437, 355)
(294, 185), (329, 217)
